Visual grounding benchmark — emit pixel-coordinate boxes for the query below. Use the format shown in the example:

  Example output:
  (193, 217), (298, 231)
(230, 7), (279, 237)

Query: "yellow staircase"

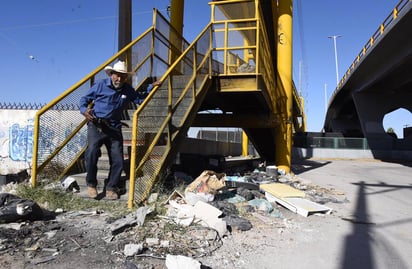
(31, 1), (305, 208)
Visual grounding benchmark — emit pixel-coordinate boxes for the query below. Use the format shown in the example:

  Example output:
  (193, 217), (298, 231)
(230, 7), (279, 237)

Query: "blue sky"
(0, 0), (409, 136)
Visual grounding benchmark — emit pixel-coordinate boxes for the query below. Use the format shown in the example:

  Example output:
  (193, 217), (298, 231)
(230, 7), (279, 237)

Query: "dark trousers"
(85, 122), (123, 192)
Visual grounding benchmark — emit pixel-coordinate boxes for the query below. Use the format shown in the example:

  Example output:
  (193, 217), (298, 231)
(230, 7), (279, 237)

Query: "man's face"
(110, 72), (128, 89)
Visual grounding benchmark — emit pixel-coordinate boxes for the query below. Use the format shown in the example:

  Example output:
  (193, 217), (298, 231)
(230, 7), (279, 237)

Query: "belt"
(92, 118), (118, 131)
(95, 118), (111, 126)
(92, 118), (128, 129)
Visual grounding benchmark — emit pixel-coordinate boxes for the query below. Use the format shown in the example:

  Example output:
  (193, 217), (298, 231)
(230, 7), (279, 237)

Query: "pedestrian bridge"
(324, 0), (412, 154)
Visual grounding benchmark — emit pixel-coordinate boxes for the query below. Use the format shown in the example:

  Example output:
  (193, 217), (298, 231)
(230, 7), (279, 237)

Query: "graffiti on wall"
(0, 110), (86, 175)
(9, 121), (34, 161)
(0, 110), (37, 174)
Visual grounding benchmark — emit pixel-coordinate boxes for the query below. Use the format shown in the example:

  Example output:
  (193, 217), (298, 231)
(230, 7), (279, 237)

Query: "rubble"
(0, 164), (349, 268)
(108, 206), (153, 234)
(165, 254), (202, 269)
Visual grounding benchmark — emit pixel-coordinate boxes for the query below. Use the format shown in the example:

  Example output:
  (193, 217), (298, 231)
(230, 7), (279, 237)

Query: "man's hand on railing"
(152, 80), (162, 87)
(84, 108), (96, 122)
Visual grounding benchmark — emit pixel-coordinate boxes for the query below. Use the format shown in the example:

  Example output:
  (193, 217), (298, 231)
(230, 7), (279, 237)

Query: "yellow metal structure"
(30, 11), (187, 187)
(31, 0), (305, 208)
(276, 0), (293, 173)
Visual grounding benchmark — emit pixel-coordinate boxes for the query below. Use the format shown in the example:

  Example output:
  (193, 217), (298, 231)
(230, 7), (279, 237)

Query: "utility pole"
(118, 0), (132, 66)
(118, 0), (131, 51)
(328, 35), (342, 86)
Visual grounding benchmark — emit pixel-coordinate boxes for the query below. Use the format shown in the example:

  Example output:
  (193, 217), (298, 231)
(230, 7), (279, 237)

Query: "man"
(79, 61), (161, 199)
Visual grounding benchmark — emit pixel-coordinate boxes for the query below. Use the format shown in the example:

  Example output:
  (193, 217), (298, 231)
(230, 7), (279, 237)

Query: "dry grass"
(15, 181), (131, 216)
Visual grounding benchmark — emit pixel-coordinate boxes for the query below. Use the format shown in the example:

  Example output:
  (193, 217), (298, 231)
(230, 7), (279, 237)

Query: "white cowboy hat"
(104, 61), (132, 76)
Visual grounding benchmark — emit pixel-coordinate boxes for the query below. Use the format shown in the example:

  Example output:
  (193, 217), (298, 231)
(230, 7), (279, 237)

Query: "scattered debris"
(185, 170), (226, 198)
(0, 162), (349, 268)
(109, 206), (152, 234)
(124, 243), (144, 257)
(165, 254), (202, 269)
(60, 176), (80, 193)
(261, 183), (332, 217)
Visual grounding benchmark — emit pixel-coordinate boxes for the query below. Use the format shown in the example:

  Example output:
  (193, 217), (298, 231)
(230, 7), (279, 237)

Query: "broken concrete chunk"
(193, 200), (222, 220)
(166, 199), (195, 226)
(193, 201), (227, 236)
(109, 206), (152, 234)
(145, 237), (159, 246)
(165, 254), (201, 269)
(124, 243), (143, 257)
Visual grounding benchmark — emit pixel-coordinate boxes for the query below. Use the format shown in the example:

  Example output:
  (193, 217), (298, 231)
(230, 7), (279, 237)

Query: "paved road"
(268, 158), (412, 269)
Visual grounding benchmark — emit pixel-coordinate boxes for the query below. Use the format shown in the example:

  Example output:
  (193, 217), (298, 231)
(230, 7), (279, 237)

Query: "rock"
(124, 243), (143, 257)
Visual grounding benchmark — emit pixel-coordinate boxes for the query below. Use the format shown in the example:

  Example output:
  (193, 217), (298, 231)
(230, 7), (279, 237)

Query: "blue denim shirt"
(79, 78), (153, 127)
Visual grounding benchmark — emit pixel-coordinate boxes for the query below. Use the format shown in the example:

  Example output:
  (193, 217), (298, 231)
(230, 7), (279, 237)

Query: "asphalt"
(270, 158), (412, 269)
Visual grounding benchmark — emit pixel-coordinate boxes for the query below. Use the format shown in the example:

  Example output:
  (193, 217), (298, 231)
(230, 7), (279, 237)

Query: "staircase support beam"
(276, 0), (293, 173)
(193, 114), (280, 128)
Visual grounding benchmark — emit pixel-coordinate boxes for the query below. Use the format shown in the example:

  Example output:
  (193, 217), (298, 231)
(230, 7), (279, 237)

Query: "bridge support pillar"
(353, 91), (412, 150)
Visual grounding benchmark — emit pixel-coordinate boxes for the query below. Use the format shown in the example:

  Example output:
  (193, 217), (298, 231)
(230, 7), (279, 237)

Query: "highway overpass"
(324, 0), (412, 154)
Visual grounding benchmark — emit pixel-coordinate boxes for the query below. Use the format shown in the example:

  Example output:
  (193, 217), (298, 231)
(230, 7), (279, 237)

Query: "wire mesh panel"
(134, 79), (170, 202)
(35, 76), (100, 179)
(130, 22), (216, 205)
(32, 21), (159, 183)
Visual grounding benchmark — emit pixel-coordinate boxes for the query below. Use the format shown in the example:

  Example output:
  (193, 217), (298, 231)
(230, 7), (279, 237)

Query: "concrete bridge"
(324, 0), (412, 156)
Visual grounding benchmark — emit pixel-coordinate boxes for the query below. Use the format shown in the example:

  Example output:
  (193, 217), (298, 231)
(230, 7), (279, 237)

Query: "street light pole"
(328, 35), (342, 86)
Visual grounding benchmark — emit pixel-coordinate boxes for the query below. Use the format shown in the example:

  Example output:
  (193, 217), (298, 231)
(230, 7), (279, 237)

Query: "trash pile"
(0, 165), (348, 269)
(110, 167), (346, 268)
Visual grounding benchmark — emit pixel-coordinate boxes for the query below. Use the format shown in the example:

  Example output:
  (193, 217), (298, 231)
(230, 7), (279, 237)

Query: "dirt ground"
(2, 202), (334, 269)
(3, 158), (407, 269)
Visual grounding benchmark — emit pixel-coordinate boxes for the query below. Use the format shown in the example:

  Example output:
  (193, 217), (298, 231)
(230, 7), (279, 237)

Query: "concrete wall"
(0, 109), (85, 175)
(0, 110), (36, 175)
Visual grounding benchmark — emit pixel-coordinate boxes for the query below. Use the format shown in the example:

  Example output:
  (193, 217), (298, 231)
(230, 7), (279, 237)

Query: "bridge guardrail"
(331, 0), (411, 101)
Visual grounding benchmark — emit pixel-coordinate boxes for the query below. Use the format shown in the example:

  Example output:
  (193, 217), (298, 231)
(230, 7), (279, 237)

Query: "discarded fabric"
(0, 193), (45, 223)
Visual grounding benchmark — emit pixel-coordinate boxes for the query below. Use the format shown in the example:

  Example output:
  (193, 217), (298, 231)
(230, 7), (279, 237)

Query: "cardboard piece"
(260, 183), (305, 198)
(185, 170), (226, 195)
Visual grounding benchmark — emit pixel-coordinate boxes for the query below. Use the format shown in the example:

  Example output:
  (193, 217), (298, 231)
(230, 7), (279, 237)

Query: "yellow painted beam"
(242, 131), (248, 156)
(276, 0), (293, 173)
(169, 0), (184, 66)
(170, 0), (184, 36)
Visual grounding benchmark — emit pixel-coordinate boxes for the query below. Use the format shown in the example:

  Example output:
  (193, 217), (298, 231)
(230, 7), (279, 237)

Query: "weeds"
(15, 181), (131, 216)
